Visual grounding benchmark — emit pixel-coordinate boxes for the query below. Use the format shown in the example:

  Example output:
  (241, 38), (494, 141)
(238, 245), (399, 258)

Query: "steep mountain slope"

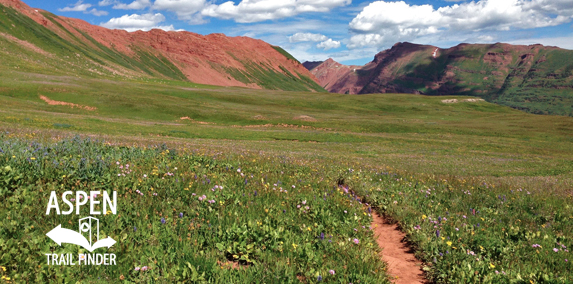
(305, 42), (573, 116)
(0, 0), (324, 92)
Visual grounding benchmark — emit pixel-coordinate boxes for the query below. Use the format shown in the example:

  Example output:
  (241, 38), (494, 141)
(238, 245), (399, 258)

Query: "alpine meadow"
(0, 0), (573, 283)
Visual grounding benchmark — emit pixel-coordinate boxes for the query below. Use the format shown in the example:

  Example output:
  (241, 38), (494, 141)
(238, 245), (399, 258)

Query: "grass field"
(1, 67), (573, 283)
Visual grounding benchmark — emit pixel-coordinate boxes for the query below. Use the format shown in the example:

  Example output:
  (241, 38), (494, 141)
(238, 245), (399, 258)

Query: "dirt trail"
(372, 212), (426, 284)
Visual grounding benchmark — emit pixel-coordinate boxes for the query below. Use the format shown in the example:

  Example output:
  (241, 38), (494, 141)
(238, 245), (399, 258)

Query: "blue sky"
(21, 0), (573, 65)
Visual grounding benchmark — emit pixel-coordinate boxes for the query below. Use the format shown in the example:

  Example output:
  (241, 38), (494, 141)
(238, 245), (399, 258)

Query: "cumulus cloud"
(152, 0), (350, 24)
(59, 1), (93, 12)
(100, 13), (177, 32)
(317, 38), (341, 50)
(289, 32), (328, 43)
(88, 8), (109, 16)
(113, 0), (151, 10)
(201, 0), (351, 23)
(59, 1), (108, 16)
(348, 0), (573, 49)
(98, 0), (116, 6)
(152, 0), (208, 24)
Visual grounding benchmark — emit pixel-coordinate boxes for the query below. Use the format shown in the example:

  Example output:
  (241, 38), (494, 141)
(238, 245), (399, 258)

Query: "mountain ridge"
(0, 0), (324, 92)
(304, 42), (573, 115)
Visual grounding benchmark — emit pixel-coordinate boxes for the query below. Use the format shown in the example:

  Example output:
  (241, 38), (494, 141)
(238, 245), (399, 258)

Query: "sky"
(21, 0), (573, 66)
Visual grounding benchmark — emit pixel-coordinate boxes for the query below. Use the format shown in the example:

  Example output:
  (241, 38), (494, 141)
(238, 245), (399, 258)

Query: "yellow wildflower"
(447, 241), (452, 246)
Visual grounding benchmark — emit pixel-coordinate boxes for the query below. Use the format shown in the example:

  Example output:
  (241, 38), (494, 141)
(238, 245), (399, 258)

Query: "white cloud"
(88, 8), (109, 16)
(289, 32), (328, 43)
(98, 0), (116, 6)
(152, 0), (207, 24)
(100, 13), (177, 32)
(348, 0), (573, 49)
(317, 38), (341, 50)
(508, 36), (573, 50)
(198, 0), (351, 23)
(59, 0), (92, 12)
(113, 0), (151, 10)
(59, 1), (108, 16)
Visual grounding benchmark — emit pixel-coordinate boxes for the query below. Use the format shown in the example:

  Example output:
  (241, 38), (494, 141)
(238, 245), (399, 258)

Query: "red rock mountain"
(0, 0), (323, 92)
(304, 42), (573, 115)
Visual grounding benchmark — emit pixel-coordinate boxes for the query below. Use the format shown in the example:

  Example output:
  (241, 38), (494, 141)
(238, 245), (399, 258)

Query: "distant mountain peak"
(305, 42), (573, 116)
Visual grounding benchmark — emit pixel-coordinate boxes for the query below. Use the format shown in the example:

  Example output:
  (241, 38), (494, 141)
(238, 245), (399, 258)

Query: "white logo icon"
(46, 217), (116, 252)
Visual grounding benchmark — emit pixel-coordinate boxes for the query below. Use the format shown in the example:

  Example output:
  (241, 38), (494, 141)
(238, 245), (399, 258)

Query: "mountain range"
(0, 0), (323, 92)
(304, 42), (573, 116)
(1, 0), (572, 116)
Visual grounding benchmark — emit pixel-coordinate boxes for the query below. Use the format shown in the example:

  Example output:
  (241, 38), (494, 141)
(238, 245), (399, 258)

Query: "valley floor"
(0, 72), (572, 283)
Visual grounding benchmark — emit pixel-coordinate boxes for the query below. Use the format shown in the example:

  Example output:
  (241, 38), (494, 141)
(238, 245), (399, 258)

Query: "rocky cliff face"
(0, 0), (323, 92)
(304, 42), (573, 115)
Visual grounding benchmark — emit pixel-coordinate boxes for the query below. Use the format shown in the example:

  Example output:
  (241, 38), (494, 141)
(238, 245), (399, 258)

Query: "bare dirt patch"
(0, 32), (51, 56)
(441, 98), (484, 104)
(293, 115), (317, 122)
(372, 212), (426, 284)
(39, 95), (96, 111)
(179, 117), (213, 125)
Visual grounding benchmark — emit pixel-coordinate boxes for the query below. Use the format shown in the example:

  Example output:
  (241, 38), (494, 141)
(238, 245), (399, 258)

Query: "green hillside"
(0, 3), (324, 92)
(388, 43), (573, 116)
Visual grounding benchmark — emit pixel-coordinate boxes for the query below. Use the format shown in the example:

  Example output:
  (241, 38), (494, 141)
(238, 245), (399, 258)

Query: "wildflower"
(490, 263), (495, 269)
(292, 185), (296, 188)
(320, 232), (324, 240)
(135, 267), (140, 271)
(353, 238), (359, 244)
(329, 270), (335, 275)
(436, 230), (440, 238)
(134, 226), (137, 232)
(143, 174), (147, 178)
(317, 275), (322, 281)
(447, 241), (452, 246)
(161, 217), (166, 224)
(422, 215), (427, 220)
(179, 213), (183, 218)
(553, 248), (559, 252)
(302, 200), (307, 205)
(297, 205), (301, 208)
(292, 243), (298, 249)
(344, 210), (347, 214)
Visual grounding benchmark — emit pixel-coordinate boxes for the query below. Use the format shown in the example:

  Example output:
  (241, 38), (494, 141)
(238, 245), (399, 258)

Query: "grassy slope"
(0, 68), (572, 178)
(0, 4), (324, 92)
(381, 44), (573, 116)
(0, 68), (572, 282)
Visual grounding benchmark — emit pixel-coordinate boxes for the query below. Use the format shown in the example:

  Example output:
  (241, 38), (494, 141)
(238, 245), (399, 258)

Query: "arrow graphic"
(91, 237), (116, 250)
(46, 224), (116, 252)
